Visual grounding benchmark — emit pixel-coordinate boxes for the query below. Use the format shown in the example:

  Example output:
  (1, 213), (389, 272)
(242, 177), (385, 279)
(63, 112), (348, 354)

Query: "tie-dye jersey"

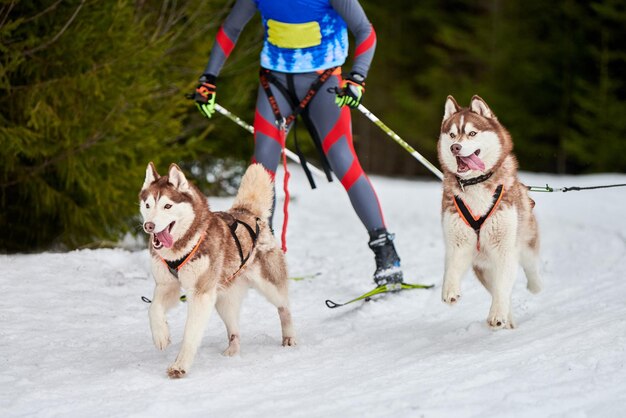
(204, 0), (376, 76)
(256, 0), (347, 73)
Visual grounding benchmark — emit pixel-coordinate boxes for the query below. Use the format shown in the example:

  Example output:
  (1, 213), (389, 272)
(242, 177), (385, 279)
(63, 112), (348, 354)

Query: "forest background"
(1, 0), (625, 252)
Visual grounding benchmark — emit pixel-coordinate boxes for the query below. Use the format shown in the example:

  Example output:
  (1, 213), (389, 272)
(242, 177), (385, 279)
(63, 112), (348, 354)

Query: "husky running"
(139, 163), (295, 378)
(437, 95), (542, 329)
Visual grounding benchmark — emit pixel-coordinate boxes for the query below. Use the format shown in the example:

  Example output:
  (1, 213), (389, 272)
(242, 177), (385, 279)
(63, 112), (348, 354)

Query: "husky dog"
(139, 163), (296, 378)
(437, 95), (541, 329)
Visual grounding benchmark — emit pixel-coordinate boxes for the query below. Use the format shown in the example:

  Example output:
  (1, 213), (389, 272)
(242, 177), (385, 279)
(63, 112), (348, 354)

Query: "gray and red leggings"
(251, 69), (386, 233)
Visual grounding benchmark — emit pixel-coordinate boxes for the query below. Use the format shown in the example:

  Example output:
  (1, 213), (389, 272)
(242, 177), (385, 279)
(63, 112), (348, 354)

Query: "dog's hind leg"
(215, 280), (248, 356)
(520, 237), (542, 294)
(277, 306), (296, 347)
(167, 289), (217, 378)
(250, 257), (296, 347)
(254, 280), (296, 346)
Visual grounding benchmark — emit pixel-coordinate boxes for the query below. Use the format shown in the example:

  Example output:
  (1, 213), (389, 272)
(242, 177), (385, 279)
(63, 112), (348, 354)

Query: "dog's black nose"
(450, 143), (462, 155)
(144, 222), (155, 233)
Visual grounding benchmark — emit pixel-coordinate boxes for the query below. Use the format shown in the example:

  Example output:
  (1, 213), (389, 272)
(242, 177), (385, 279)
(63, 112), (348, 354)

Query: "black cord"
(561, 184), (626, 192)
(528, 183), (626, 193)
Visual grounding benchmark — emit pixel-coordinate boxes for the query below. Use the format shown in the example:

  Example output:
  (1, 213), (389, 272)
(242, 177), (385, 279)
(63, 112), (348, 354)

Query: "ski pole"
(214, 103), (326, 180)
(356, 104), (444, 180)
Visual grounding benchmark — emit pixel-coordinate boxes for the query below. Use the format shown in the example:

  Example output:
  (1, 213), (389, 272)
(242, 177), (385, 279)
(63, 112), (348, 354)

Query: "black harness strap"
(165, 259), (183, 279)
(454, 185), (504, 248)
(285, 73), (326, 189)
(227, 217), (260, 267)
(272, 73), (318, 187)
(163, 215), (259, 280)
(216, 211), (260, 267)
(162, 233), (206, 279)
(259, 67), (336, 188)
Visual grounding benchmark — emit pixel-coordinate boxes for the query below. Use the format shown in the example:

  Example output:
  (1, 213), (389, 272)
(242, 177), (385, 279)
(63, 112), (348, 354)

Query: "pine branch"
(23, 0), (86, 56)
(0, 101), (122, 188)
(0, 1), (16, 29)
(21, 0), (64, 24)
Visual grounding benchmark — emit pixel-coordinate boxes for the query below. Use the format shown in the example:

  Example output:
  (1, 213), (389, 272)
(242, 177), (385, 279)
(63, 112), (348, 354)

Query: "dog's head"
(139, 163), (199, 250)
(438, 95), (512, 178)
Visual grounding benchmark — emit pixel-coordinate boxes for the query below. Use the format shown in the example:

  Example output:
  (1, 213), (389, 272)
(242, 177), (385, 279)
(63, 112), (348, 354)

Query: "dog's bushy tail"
(232, 163), (274, 220)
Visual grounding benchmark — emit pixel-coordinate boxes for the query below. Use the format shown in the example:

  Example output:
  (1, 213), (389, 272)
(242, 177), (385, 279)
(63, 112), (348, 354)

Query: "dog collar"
(456, 172), (493, 191)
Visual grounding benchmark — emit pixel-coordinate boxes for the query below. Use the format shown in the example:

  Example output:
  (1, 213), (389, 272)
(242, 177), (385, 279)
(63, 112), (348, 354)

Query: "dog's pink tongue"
(155, 228), (173, 248)
(460, 154), (485, 171)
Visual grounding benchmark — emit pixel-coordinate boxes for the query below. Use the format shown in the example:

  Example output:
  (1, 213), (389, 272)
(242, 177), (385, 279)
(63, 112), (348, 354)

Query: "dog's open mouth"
(456, 149), (485, 173)
(152, 221), (175, 249)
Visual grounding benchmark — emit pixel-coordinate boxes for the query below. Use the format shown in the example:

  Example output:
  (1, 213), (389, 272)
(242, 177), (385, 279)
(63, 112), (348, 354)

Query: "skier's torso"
(255, 0), (348, 73)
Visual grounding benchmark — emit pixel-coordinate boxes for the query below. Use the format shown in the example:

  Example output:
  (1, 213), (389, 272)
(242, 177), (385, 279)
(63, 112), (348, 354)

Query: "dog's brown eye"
(145, 203), (150, 209)
(164, 204), (172, 209)
(469, 131), (477, 137)
(450, 132), (456, 138)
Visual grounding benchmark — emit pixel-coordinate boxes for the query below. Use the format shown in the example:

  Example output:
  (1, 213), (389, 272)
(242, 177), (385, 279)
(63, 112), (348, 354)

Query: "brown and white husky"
(437, 95), (542, 329)
(139, 163), (296, 378)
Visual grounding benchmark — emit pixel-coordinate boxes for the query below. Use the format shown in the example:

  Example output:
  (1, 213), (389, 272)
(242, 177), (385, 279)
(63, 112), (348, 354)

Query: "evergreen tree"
(359, 0), (626, 175)
(0, 0), (260, 252)
(565, 0), (626, 173)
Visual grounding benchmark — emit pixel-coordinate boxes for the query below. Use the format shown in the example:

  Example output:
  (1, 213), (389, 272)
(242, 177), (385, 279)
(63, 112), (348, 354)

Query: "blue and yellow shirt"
(256, 0), (348, 73)
(205, 0), (376, 76)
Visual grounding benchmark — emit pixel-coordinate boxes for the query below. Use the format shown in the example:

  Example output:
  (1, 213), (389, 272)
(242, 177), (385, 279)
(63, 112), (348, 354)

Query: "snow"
(2, 167), (626, 417)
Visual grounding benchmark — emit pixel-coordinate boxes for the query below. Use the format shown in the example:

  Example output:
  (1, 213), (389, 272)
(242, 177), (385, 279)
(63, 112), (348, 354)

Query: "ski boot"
(368, 228), (403, 290)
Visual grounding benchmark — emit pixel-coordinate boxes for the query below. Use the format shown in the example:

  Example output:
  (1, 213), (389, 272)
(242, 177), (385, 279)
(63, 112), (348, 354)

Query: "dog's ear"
(443, 96), (461, 120)
(470, 95), (496, 119)
(167, 163), (191, 193)
(143, 162), (159, 190)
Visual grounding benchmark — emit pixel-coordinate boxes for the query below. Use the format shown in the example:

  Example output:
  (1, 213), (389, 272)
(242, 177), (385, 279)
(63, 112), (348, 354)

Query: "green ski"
(325, 282), (434, 309)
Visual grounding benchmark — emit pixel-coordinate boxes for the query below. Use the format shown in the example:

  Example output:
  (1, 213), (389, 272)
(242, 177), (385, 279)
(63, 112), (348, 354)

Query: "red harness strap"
(452, 185), (505, 251)
(278, 126), (290, 253)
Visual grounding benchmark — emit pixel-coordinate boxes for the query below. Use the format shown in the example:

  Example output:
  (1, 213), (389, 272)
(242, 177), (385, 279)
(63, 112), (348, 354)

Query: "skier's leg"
(303, 72), (402, 285)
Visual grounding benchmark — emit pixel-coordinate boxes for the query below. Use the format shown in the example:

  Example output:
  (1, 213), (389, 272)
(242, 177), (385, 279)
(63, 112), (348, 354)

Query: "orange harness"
(159, 233), (206, 279)
(452, 185), (505, 251)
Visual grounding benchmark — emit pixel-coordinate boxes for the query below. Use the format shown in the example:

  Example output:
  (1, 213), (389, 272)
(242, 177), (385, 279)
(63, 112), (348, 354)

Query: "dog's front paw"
(167, 365), (187, 379)
(487, 313), (509, 330)
(151, 325), (171, 351)
(442, 285), (461, 305)
(282, 336), (297, 347)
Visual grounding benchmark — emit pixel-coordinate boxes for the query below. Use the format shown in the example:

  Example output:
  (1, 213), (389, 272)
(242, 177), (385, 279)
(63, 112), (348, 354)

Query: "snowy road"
(2, 168), (625, 417)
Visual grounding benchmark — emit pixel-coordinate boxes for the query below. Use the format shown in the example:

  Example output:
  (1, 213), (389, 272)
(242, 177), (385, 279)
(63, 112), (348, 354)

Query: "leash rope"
(527, 183), (626, 193)
(279, 124), (290, 253)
